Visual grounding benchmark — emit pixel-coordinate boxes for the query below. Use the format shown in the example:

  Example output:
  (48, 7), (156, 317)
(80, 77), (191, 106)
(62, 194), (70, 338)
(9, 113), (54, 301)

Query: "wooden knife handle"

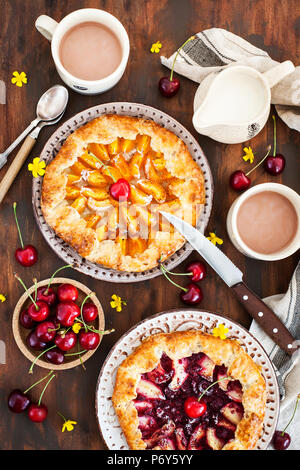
(232, 282), (297, 356)
(0, 135), (36, 204)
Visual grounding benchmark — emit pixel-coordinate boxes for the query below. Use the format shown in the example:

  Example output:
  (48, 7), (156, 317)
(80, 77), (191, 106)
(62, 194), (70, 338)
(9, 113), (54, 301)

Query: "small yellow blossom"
(72, 323), (82, 334)
(212, 323), (229, 340)
(206, 232), (223, 246)
(242, 146), (255, 164)
(151, 41), (162, 53)
(0, 294), (6, 302)
(28, 157), (46, 178)
(11, 71), (28, 87)
(110, 294), (126, 312)
(62, 420), (77, 432)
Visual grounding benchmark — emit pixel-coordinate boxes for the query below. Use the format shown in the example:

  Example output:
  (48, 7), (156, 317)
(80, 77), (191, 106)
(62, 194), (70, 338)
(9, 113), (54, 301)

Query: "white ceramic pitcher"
(193, 61), (295, 144)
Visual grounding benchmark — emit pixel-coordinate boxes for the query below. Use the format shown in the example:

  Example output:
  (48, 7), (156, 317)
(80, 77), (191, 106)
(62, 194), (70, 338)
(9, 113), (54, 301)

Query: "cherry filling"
(134, 353), (244, 450)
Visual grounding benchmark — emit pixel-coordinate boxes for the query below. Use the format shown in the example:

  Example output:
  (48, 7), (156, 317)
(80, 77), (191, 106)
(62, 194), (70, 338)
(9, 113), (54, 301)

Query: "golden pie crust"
(112, 330), (267, 450)
(41, 115), (205, 272)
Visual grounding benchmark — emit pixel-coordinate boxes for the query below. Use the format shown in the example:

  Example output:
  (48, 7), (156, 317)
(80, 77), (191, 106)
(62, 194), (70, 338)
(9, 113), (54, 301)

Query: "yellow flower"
(151, 41), (162, 53)
(212, 323), (229, 340)
(206, 232), (223, 246)
(62, 420), (77, 432)
(72, 323), (82, 334)
(11, 71), (28, 87)
(28, 157), (46, 178)
(0, 294), (6, 302)
(242, 146), (255, 164)
(110, 294), (126, 312)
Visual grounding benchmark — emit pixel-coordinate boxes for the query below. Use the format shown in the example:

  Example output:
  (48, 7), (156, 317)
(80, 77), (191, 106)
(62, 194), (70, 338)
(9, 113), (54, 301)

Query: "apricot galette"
(41, 115), (205, 272)
(112, 331), (266, 450)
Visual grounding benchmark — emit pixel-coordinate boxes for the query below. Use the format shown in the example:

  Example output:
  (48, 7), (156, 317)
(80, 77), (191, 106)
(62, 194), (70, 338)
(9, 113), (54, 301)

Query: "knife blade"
(160, 211), (297, 357)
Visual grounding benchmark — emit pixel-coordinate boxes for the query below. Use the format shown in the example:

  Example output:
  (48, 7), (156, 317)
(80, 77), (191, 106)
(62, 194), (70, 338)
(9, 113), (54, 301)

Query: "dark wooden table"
(0, 0), (299, 450)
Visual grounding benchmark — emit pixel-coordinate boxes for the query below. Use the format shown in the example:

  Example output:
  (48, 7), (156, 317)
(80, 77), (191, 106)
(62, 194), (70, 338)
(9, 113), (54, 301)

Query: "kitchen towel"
(160, 28), (300, 132)
(250, 261), (300, 449)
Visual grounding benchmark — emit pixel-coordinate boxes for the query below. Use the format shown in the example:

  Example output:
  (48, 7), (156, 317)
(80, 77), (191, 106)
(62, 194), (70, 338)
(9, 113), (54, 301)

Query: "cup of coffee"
(227, 183), (300, 261)
(35, 8), (130, 95)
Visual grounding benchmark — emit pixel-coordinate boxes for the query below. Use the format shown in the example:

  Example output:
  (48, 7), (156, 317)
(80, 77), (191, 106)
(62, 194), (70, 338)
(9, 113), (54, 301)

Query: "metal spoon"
(0, 84), (68, 169)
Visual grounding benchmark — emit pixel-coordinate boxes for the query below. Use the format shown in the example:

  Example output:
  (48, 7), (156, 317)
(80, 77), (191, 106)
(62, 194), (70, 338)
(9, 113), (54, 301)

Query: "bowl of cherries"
(12, 275), (106, 371)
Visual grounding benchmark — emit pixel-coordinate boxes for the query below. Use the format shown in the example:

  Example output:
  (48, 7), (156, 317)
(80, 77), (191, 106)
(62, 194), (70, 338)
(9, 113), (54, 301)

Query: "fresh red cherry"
(15, 245), (38, 267)
(110, 178), (131, 201)
(180, 282), (203, 305)
(273, 431), (291, 450)
(184, 397), (207, 418)
(8, 390), (31, 413)
(56, 301), (80, 327)
(35, 321), (56, 343)
(26, 331), (47, 351)
(229, 170), (251, 192)
(28, 403), (48, 423)
(13, 202), (38, 267)
(54, 330), (77, 352)
(158, 77), (180, 97)
(186, 261), (206, 281)
(57, 283), (78, 302)
(82, 302), (98, 323)
(45, 347), (65, 365)
(28, 300), (50, 322)
(36, 286), (57, 306)
(265, 115), (286, 176)
(79, 331), (100, 350)
(19, 309), (36, 329)
(264, 154), (286, 175)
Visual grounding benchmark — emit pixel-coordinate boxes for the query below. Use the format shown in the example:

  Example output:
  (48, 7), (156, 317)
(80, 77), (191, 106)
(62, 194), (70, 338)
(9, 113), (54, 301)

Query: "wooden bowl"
(12, 277), (105, 370)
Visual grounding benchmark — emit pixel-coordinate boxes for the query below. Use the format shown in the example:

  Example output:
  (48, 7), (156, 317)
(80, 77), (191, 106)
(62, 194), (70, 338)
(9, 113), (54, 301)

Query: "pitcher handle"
(35, 15), (58, 42)
(263, 60), (295, 88)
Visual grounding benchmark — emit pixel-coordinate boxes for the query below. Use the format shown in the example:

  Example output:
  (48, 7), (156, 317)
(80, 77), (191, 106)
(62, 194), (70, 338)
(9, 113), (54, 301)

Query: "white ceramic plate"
(95, 309), (280, 450)
(32, 102), (213, 282)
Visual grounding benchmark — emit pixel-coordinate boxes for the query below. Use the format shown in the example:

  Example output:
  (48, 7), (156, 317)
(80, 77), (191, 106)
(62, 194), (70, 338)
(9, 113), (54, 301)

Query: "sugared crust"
(41, 115), (205, 272)
(112, 330), (266, 450)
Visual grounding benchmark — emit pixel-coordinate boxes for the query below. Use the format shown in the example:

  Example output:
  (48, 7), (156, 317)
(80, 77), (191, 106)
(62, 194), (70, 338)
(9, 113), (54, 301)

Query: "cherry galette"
(112, 331), (266, 450)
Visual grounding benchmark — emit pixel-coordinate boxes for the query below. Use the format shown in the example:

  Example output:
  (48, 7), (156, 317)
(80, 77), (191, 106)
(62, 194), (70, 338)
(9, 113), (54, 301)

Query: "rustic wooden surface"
(0, 0), (299, 450)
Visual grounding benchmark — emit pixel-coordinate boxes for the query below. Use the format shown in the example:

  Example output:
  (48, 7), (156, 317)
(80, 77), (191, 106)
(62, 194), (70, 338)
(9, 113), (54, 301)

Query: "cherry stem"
(272, 115), (277, 157)
(88, 151), (116, 182)
(159, 262), (188, 292)
(15, 274), (38, 311)
(38, 373), (55, 406)
(198, 376), (234, 402)
(33, 278), (37, 302)
(75, 317), (115, 335)
(13, 202), (24, 249)
(29, 345), (56, 374)
(45, 264), (73, 294)
(158, 264), (192, 277)
(245, 145), (272, 176)
(170, 36), (196, 82)
(80, 293), (94, 333)
(281, 393), (300, 436)
(23, 370), (54, 394)
(57, 411), (67, 422)
(65, 349), (87, 357)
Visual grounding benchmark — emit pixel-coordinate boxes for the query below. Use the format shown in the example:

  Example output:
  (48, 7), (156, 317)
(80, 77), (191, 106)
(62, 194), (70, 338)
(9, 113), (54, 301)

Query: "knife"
(160, 211), (297, 357)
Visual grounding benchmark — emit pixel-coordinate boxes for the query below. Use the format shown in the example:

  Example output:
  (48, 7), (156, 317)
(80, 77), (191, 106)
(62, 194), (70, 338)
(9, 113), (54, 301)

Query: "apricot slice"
(101, 165), (122, 182)
(129, 152), (144, 179)
(85, 214), (101, 229)
(136, 134), (151, 153)
(70, 160), (90, 175)
(107, 138), (120, 156)
(137, 179), (166, 203)
(87, 143), (110, 162)
(128, 238), (147, 256)
(120, 138), (136, 154)
(144, 154), (161, 182)
(65, 186), (81, 200)
(87, 197), (115, 212)
(67, 174), (81, 185)
(112, 154), (132, 180)
(130, 185), (152, 205)
(79, 151), (102, 170)
(81, 187), (109, 201)
(86, 170), (108, 187)
(71, 196), (87, 214)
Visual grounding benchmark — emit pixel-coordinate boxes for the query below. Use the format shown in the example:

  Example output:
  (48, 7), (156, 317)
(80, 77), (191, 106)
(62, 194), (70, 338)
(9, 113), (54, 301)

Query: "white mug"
(35, 8), (130, 95)
(226, 183), (300, 261)
(193, 62), (295, 144)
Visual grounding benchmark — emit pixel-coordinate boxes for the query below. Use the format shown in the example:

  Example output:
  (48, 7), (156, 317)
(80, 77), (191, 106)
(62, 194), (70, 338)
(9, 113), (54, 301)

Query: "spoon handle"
(0, 135), (36, 204)
(0, 118), (39, 169)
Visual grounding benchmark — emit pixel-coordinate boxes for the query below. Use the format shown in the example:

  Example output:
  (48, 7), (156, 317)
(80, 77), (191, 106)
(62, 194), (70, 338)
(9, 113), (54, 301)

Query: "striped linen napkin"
(160, 28), (300, 132)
